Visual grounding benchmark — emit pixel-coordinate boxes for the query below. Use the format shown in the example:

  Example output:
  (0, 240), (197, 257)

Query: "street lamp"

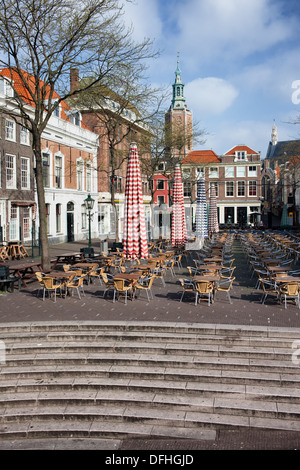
(84, 193), (95, 248)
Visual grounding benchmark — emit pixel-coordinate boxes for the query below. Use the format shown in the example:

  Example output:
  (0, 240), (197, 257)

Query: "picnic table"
(9, 262), (44, 287)
(51, 252), (84, 268)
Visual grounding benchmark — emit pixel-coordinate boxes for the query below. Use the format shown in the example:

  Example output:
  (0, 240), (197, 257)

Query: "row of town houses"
(0, 64), (299, 247)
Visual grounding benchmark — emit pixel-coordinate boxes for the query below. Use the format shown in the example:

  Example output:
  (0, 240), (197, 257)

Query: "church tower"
(165, 54), (193, 158)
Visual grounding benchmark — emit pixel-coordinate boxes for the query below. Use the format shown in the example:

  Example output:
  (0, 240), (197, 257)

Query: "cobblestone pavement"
(1, 236), (300, 328)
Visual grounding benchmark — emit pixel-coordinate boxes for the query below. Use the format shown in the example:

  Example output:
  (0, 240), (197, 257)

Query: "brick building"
(0, 69), (99, 245)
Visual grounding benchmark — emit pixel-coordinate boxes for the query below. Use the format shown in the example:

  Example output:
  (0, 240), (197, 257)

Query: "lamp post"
(84, 194), (95, 249)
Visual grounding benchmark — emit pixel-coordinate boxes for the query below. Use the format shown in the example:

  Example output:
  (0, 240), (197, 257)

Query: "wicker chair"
(259, 278), (279, 305)
(42, 276), (63, 302)
(65, 275), (86, 300)
(89, 266), (105, 285)
(214, 277), (235, 304)
(135, 276), (155, 301)
(152, 267), (166, 287)
(178, 278), (198, 305)
(113, 278), (133, 304)
(100, 272), (115, 298)
(279, 282), (300, 309)
(195, 280), (214, 306)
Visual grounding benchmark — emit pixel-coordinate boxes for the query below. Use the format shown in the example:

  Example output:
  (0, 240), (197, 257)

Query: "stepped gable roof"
(224, 144), (259, 155)
(0, 67), (91, 131)
(182, 150), (221, 164)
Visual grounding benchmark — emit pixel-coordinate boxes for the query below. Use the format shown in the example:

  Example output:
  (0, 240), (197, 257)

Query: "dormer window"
(235, 151), (247, 161)
(71, 111), (81, 126)
(54, 105), (60, 117)
(0, 77), (14, 97)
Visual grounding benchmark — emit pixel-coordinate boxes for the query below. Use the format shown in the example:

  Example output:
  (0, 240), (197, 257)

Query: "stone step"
(0, 406), (300, 442)
(0, 321), (300, 442)
(2, 340), (298, 362)
(1, 363), (300, 388)
(2, 351), (300, 377)
(2, 328), (300, 349)
(1, 386), (300, 418)
(0, 321), (300, 340)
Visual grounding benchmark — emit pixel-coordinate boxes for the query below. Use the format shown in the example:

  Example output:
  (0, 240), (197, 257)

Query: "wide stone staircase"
(0, 321), (300, 448)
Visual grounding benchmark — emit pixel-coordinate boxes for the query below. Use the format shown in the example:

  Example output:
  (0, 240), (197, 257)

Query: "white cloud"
(121, 0), (162, 43)
(173, 0), (296, 67)
(185, 77), (239, 116)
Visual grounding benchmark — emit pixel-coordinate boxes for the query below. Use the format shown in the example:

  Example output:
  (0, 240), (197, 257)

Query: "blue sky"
(123, 0), (300, 156)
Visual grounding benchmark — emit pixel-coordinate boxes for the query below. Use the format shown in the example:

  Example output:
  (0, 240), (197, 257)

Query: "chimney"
(70, 68), (79, 92)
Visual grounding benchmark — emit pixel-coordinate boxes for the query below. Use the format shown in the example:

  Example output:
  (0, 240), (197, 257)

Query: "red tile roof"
(224, 145), (258, 155)
(0, 68), (91, 130)
(182, 150), (221, 164)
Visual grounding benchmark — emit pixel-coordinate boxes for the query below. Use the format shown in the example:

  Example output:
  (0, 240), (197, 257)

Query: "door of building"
(67, 202), (74, 242)
(237, 207), (247, 228)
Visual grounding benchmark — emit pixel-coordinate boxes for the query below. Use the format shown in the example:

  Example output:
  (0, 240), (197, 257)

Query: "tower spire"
(271, 120), (278, 145)
(171, 52), (186, 110)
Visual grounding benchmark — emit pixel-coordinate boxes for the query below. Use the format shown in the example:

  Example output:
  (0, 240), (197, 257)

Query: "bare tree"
(0, 0), (158, 269)
(70, 75), (163, 241)
(138, 111), (207, 203)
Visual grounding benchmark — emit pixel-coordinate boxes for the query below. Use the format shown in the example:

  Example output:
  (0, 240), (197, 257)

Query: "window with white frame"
(23, 207), (31, 239)
(56, 204), (61, 232)
(42, 152), (50, 188)
(46, 204), (50, 234)
(237, 181), (245, 196)
(6, 154), (16, 188)
(157, 179), (165, 190)
(209, 167), (218, 178)
(10, 205), (18, 240)
(5, 119), (15, 141)
(156, 162), (165, 171)
(0, 77), (14, 97)
(182, 168), (191, 179)
(77, 161), (83, 190)
(225, 166), (234, 178)
(86, 164), (91, 192)
(81, 204), (87, 230)
(248, 166), (257, 177)
(184, 182), (192, 197)
(226, 181), (234, 197)
(196, 167), (204, 179)
(235, 151), (247, 161)
(21, 157), (30, 189)
(20, 125), (30, 145)
(236, 166), (246, 177)
(71, 111), (81, 126)
(157, 195), (165, 205)
(52, 100), (60, 117)
(55, 155), (62, 188)
(249, 180), (257, 196)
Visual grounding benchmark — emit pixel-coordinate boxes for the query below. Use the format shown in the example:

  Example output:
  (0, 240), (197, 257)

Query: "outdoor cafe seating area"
(26, 231), (237, 307)
(240, 231), (300, 309)
(3, 229), (300, 311)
